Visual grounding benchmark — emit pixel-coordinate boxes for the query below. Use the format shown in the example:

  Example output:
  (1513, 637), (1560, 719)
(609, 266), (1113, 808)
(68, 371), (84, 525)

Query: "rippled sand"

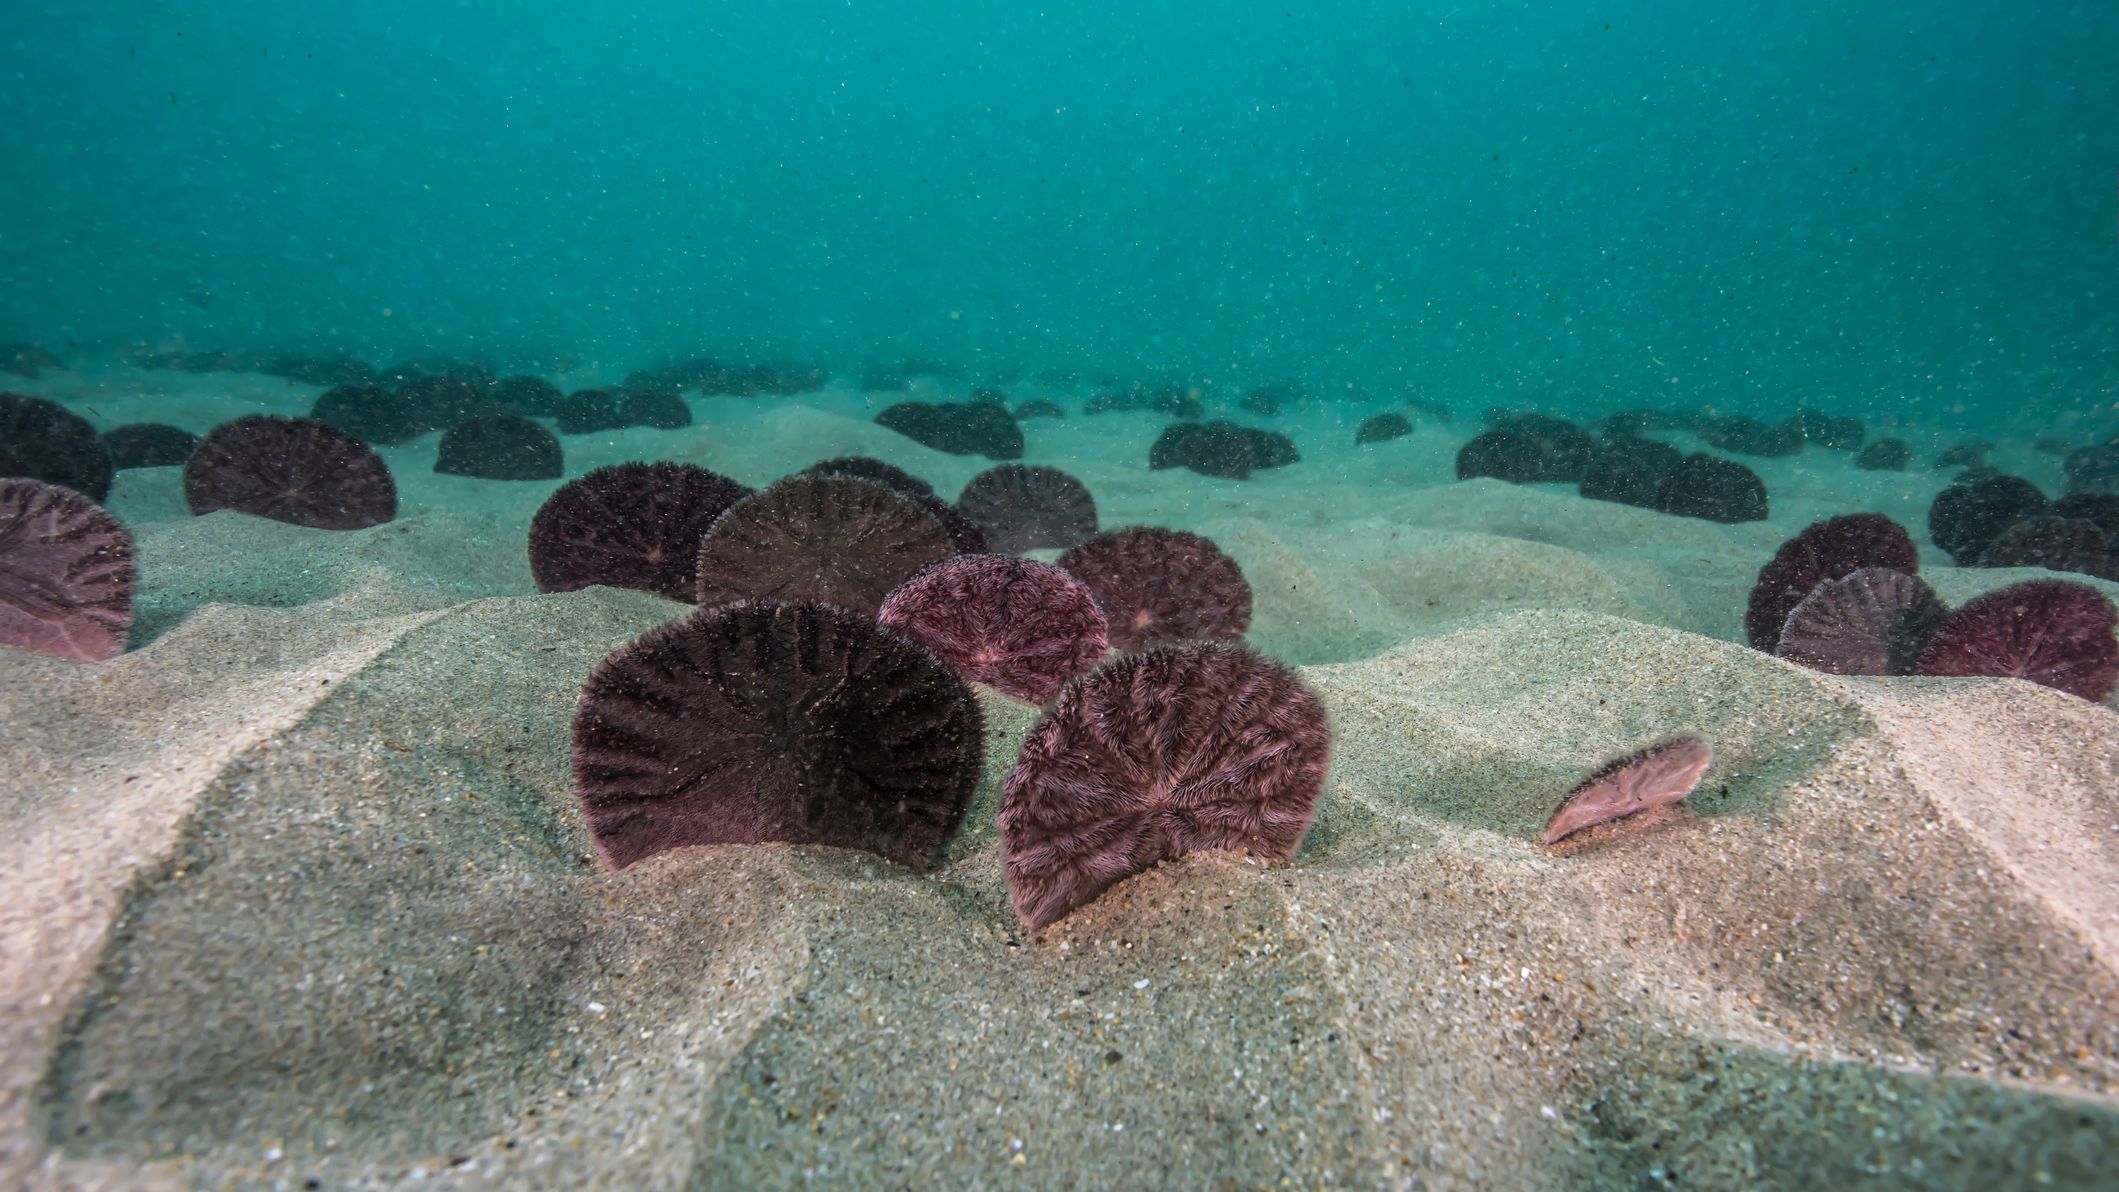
(3, 369), (2115, 1188)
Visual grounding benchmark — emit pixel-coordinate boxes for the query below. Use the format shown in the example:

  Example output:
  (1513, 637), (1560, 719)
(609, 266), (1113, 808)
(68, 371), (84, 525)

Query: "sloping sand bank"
(2, 371), (2115, 1187)
(4, 591), (2114, 1190)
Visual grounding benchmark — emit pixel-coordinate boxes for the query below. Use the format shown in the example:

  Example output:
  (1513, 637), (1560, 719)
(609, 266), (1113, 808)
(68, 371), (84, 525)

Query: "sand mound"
(4, 589), (2115, 1188)
(2, 370), (2113, 1185)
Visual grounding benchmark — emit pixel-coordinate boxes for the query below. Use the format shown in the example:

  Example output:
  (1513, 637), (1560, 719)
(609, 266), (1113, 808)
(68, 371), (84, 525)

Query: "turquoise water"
(3, 1), (2113, 427)
(8, 6), (2119, 1188)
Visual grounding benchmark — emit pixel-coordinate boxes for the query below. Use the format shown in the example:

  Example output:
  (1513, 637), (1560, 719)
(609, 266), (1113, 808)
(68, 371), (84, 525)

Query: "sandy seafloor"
(3, 366), (2117, 1190)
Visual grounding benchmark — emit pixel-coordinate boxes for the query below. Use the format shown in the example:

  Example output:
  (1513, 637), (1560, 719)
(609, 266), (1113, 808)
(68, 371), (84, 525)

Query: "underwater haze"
(12, 3), (2119, 1188)
(3, 0), (2115, 420)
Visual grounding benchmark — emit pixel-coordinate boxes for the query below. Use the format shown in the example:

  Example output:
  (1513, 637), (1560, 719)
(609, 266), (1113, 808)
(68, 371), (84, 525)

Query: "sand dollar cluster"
(551, 452), (1331, 930)
(1749, 514), (2119, 701)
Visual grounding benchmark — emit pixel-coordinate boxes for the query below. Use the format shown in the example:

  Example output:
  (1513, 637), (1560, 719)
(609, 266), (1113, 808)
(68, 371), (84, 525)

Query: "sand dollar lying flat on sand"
(1541, 736), (1713, 846)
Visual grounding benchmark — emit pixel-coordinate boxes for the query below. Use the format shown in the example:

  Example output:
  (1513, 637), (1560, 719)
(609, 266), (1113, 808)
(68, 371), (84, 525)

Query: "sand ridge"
(1, 368), (2116, 1187)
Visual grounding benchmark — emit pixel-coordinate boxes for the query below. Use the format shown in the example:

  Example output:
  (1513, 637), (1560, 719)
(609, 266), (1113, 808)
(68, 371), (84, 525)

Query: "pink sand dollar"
(1057, 526), (1251, 652)
(999, 642), (1330, 930)
(878, 555), (1110, 704)
(0, 479), (135, 662)
(1540, 736), (1713, 846)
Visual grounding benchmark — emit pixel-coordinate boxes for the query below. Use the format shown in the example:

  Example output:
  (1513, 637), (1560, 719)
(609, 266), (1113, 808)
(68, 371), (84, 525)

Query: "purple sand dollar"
(0, 479), (135, 662)
(878, 555), (1110, 704)
(1917, 579), (2119, 702)
(999, 642), (1330, 931)
(1057, 526), (1251, 652)
(528, 462), (752, 601)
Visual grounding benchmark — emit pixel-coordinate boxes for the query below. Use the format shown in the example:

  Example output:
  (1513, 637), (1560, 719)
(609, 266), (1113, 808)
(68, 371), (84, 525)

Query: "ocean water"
(6, 4), (2119, 1190)
(3, 1), (2114, 430)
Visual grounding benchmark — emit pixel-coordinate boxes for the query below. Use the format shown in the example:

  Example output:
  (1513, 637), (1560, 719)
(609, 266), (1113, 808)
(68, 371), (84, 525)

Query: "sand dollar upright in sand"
(572, 601), (984, 870)
(1776, 567), (1945, 677)
(308, 383), (425, 446)
(1927, 474), (2049, 565)
(0, 478), (135, 661)
(694, 474), (957, 615)
(433, 415), (563, 481)
(528, 461), (753, 601)
(1057, 526), (1251, 652)
(1652, 454), (1768, 524)
(955, 464), (1099, 554)
(803, 455), (940, 501)
(999, 642), (1330, 930)
(102, 423), (199, 470)
(878, 555), (1110, 703)
(805, 456), (987, 553)
(182, 415), (398, 530)
(1745, 514), (1919, 653)
(873, 399), (1024, 460)
(1976, 515), (2110, 576)
(1917, 579), (2119, 702)
(0, 392), (115, 501)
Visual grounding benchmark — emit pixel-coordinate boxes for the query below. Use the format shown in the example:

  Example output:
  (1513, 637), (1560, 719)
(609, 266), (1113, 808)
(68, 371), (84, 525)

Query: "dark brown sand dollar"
(0, 393), (114, 501)
(528, 462), (753, 601)
(434, 415), (563, 481)
(803, 455), (938, 501)
(308, 383), (424, 446)
(182, 415), (397, 530)
(489, 374), (566, 416)
(1976, 515), (2109, 577)
(804, 456), (987, 553)
(956, 464), (1099, 554)
(1057, 526), (1251, 651)
(925, 500), (989, 555)
(694, 475), (955, 615)
(999, 642), (1330, 930)
(102, 423), (200, 470)
(1354, 413), (1412, 445)
(0, 479), (135, 661)
(878, 555), (1110, 703)
(573, 601), (983, 870)
(1541, 737), (1713, 846)
(1776, 567), (1947, 677)
(1928, 475), (2048, 564)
